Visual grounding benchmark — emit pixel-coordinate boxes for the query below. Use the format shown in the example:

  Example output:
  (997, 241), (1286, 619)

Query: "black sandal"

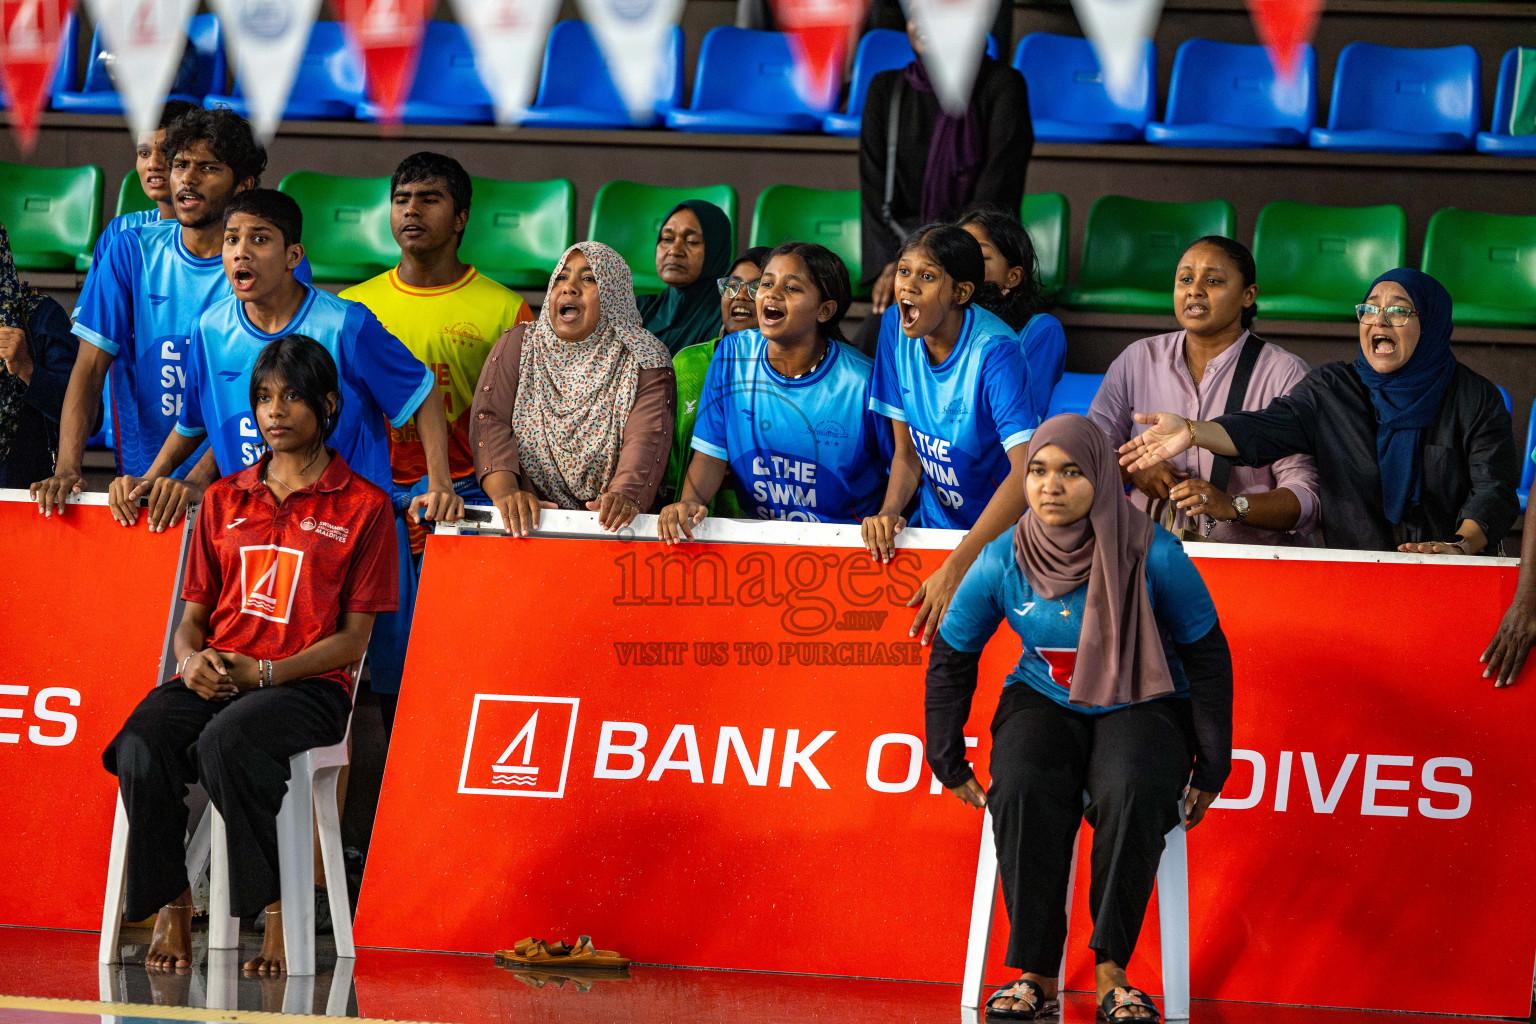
(984, 977), (1060, 1020)
(1097, 986), (1161, 1022)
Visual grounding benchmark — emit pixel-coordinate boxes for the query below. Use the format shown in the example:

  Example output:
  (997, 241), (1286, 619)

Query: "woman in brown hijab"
(924, 414), (1234, 1021)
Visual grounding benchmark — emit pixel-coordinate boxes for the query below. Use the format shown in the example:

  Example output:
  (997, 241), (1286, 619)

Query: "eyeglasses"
(1355, 304), (1418, 327)
(718, 277), (761, 299)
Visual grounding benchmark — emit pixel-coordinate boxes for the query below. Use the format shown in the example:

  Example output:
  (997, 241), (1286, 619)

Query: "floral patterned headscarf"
(512, 241), (672, 509)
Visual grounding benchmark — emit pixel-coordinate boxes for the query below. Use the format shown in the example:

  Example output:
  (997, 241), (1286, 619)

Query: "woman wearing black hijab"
(1119, 268), (1520, 554)
(858, 18), (1032, 351)
(0, 222), (79, 488)
(637, 199), (734, 355)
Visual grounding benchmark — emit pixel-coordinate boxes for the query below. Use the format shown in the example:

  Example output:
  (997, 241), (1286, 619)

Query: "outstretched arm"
(1119, 412), (1239, 473)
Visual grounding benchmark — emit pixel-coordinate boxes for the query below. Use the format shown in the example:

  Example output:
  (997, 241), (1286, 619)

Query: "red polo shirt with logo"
(182, 451), (398, 694)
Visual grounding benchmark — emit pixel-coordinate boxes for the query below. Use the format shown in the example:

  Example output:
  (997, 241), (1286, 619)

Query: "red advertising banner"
(0, 0), (73, 150)
(332, 0), (428, 122)
(356, 521), (1536, 1017)
(0, 493), (184, 930)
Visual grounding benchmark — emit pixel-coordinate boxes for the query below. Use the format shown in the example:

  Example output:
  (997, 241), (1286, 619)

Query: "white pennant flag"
(1070, 0), (1161, 108)
(451, 0), (561, 124)
(576, 0), (683, 122)
(211, 0), (323, 143)
(84, 0), (198, 137)
(908, 0), (1000, 116)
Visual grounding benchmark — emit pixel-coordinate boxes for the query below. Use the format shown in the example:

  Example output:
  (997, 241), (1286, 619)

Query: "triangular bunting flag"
(333, 0), (429, 123)
(576, 0), (684, 122)
(0, 0), (73, 151)
(211, 0), (324, 142)
(1246, 0), (1321, 81)
(907, 0), (999, 116)
(451, 0), (560, 124)
(1069, 0), (1161, 109)
(771, 0), (867, 112)
(83, 0), (198, 137)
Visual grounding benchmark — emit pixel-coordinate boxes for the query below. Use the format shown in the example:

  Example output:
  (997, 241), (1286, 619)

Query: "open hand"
(587, 491), (641, 532)
(1118, 412), (1193, 474)
(1482, 598), (1536, 687)
(861, 512), (906, 563)
(657, 500), (707, 544)
(409, 486), (466, 527)
(492, 490), (555, 538)
(30, 470), (83, 517)
(908, 556), (966, 646)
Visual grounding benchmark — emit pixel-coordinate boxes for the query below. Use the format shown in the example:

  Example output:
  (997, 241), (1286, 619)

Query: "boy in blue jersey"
(862, 225), (1038, 645)
(33, 108), (310, 518)
(658, 242), (885, 539)
(108, 189), (463, 533)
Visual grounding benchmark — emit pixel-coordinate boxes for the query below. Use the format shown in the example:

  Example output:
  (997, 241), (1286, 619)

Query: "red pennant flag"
(771, 0), (868, 112)
(333, 0), (429, 123)
(1, 0), (72, 152)
(1247, 0), (1322, 80)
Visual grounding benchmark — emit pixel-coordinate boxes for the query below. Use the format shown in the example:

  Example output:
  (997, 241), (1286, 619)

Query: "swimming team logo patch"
(458, 695), (580, 798)
(238, 545), (305, 624)
(1035, 647), (1077, 689)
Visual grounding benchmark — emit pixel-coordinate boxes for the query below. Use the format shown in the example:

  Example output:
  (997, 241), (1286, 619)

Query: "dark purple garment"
(902, 57), (987, 224)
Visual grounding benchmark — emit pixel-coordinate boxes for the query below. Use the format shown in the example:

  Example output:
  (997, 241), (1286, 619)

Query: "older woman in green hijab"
(637, 200), (734, 355)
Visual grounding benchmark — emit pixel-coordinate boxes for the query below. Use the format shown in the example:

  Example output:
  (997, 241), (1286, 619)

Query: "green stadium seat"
(1420, 207), (1536, 328)
(588, 180), (738, 295)
(1020, 193), (1070, 300)
(115, 172), (156, 218)
(276, 171), (395, 283)
(750, 185), (863, 297)
(1253, 201), (1407, 322)
(1060, 196), (1235, 314)
(460, 177), (576, 291)
(0, 161), (102, 273)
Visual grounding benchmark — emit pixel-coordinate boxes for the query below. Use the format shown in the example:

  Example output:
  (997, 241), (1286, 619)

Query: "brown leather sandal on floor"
(493, 937), (573, 966)
(561, 934), (630, 968)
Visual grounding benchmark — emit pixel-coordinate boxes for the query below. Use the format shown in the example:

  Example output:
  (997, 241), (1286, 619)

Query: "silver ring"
(1198, 493), (1209, 505)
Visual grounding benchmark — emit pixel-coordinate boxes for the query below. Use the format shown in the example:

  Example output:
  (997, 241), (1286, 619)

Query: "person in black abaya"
(0, 221), (79, 488)
(857, 18), (1032, 353)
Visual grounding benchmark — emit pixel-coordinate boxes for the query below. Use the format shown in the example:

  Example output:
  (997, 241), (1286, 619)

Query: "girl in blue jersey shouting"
(657, 242), (886, 539)
(863, 224), (1039, 643)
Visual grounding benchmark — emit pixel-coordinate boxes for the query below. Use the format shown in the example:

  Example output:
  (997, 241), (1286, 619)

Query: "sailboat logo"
(492, 711), (541, 786)
(458, 694), (581, 798)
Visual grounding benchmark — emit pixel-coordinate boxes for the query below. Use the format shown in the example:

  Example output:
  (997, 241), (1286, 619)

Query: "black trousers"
(987, 684), (1192, 974)
(102, 678), (351, 921)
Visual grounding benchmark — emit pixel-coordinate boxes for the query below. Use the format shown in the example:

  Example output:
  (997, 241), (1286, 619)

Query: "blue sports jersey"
(76, 211), (166, 317)
(176, 286), (434, 493)
(869, 304), (1037, 531)
(691, 329), (886, 524)
(940, 529), (1218, 713)
(1020, 312), (1066, 421)
(72, 223), (313, 477)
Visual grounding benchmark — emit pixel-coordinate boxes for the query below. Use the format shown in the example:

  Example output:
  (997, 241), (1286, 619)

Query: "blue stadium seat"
(1476, 49), (1536, 156)
(1309, 43), (1479, 153)
(1145, 39), (1313, 148)
(1045, 372), (1105, 418)
(53, 12), (225, 113)
(1, 13), (78, 111)
(1012, 32), (1155, 143)
(357, 21), (493, 124)
(204, 21), (363, 121)
(821, 29), (999, 136)
(1521, 404), (1536, 511)
(518, 20), (683, 129)
(666, 28), (825, 134)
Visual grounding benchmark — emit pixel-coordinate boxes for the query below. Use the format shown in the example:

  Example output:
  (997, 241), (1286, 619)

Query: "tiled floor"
(0, 925), (1520, 1024)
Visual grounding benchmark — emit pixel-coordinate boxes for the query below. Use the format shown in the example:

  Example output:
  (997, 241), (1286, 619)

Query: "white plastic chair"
(961, 801), (1190, 1020)
(97, 786), (214, 964)
(206, 655), (364, 977)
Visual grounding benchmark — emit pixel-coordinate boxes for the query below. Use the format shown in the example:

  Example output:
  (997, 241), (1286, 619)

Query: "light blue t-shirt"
(940, 529), (1218, 714)
(691, 329), (886, 524)
(175, 286), (434, 493)
(1020, 312), (1066, 421)
(869, 304), (1037, 531)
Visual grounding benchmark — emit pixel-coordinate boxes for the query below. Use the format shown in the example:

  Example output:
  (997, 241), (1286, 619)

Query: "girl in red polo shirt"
(104, 335), (397, 975)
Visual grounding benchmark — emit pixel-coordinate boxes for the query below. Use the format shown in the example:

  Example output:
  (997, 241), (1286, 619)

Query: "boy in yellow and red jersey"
(341, 152), (532, 733)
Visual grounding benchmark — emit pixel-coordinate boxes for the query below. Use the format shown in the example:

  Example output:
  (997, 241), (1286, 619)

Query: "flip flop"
(561, 934), (630, 969)
(1097, 986), (1161, 1022)
(984, 977), (1059, 1019)
(493, 937), (573, 966)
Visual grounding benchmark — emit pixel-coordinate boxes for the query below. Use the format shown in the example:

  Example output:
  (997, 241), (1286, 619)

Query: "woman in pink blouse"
(1087, 236), (1320, 545)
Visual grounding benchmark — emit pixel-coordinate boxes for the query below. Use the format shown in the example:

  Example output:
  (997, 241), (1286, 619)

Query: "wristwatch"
(1231, 495), (1250, 523)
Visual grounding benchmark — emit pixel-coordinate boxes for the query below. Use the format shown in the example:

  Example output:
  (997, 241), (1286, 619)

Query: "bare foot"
(988, 972), (1057, 1015)
(243, 901), (285, 975)
(1096, 960), (1157, 1019)
(145, 892), (193, 970)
